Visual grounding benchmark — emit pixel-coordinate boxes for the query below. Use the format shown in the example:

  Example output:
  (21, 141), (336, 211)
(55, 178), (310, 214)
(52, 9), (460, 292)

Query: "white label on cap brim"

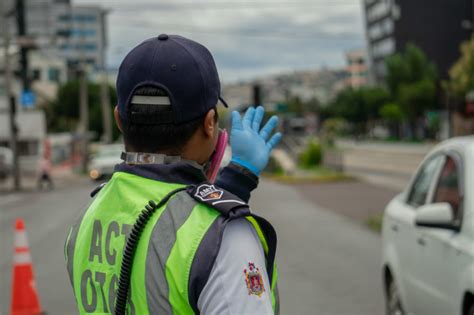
(131, 95), (171, 105)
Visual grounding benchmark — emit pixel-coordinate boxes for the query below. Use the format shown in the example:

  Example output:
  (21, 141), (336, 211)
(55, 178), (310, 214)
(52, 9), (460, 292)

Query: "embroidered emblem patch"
(244, 262), (265, 297)
(194, 184), (224, 202)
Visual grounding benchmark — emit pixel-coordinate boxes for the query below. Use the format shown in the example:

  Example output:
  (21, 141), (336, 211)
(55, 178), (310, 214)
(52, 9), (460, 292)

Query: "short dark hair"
(122, 86), (217, 154)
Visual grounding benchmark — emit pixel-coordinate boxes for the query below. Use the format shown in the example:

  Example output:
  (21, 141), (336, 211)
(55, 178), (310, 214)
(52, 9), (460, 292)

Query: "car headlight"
(89, 169), (100, 180)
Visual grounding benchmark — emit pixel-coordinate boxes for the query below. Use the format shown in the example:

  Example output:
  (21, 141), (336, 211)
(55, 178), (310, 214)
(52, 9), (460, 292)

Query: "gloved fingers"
(266, 132), (282, 151)
(242, 107), (256, 129)
(252, 106), (265, 132)
(259, 115), (279, 141)
(231, 111), (243, 131)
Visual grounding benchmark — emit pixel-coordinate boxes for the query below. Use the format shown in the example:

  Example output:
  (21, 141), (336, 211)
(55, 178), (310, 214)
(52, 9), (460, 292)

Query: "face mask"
(206, 129), (228, 183)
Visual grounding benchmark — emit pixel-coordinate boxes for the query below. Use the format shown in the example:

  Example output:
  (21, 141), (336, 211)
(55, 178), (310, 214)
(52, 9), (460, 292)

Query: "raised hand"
(230, 106), (282, 175)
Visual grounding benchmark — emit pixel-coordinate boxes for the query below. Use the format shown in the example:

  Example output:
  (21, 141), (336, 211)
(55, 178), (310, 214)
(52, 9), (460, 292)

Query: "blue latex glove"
(230, 106), (282, 175)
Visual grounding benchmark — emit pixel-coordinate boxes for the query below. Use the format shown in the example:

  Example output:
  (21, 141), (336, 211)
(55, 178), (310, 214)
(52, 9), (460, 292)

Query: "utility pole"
(77, 12), (89, 173)
(16, 0), (29, 91)
(99, 9), (112, 144)
(252, 83), (262, 106)
(100, 69), (112, 143)
(78, 66), (89, 173)
(2, 0), (21, 191)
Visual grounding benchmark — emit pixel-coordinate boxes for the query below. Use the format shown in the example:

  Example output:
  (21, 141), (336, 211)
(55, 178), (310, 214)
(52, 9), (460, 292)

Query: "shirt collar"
(114, 162), (207, 185)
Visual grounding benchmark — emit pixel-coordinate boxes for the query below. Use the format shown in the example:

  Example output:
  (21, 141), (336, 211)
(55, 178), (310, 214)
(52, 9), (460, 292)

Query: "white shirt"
(198, 218), (274, 315)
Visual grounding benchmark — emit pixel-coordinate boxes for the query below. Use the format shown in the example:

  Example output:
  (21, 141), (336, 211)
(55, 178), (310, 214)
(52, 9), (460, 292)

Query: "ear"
(114, 106), (123, 132)
(202, 109), (217, 138)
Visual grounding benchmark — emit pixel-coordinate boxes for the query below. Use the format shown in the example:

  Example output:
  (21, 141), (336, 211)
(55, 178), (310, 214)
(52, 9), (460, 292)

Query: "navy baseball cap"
(116, 34), (228, 124)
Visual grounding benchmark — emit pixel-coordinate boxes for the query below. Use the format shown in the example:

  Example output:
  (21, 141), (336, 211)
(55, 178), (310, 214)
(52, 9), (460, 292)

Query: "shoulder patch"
(187, 183), (251, 218)
(244, 262), (265, 297)
(194, 184), (224, 202)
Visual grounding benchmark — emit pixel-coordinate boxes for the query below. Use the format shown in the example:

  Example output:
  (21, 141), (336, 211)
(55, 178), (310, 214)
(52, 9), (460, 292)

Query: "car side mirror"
(415, 203), (458, 231)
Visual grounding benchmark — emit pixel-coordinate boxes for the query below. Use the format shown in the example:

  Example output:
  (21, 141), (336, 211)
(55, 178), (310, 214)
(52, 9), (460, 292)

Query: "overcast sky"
(76, 0), (366, 83)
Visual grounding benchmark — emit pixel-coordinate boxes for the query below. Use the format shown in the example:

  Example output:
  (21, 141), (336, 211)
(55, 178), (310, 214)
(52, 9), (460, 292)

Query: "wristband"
(230, 157), (261, 176)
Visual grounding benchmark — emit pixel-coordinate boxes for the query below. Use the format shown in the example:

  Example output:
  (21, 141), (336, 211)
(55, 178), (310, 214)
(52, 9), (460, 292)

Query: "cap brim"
(218, 96), (229, 108)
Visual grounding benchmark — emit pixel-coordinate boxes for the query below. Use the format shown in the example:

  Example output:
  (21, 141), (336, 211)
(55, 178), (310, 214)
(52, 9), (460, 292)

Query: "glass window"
(83, 43), (97, 51)
(74, 14), (97, 22)
(407, 156), (443, 207)
(56, 29), (70, 37)
(48, 68), (60, 82)
(433, 157), (461, 220)
(71, 29), (97, 37)
(58, 14), (71, 22)
(32, 69), (41, 81)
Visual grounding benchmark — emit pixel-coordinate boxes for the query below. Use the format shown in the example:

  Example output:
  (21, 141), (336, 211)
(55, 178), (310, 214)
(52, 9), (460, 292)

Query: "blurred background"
(0, 0), (473, 314)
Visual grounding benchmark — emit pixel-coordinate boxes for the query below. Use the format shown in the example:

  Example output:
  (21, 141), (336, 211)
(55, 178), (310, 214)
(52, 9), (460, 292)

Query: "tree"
(379, 103), (404, 138)
(327, 86), (389, 135)
(447, 37), (474, 97)
(46, 80), (119, 141)
(361, 86), (391, 120)
(304, 97), (321, 113)
(385, 43), (438, 125)
(287, 96), (305, 113)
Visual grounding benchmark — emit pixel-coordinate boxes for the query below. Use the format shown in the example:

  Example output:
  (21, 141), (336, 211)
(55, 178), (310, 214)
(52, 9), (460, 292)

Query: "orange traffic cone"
(10, 218), (43, 315)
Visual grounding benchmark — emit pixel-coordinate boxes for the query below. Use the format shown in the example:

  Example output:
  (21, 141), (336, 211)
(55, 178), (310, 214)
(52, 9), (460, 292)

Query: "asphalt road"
(0, 178), (94, 315)
(251, 180), (384, 315)
(296, 181), (399, 223)
(0, 177), (384, 315)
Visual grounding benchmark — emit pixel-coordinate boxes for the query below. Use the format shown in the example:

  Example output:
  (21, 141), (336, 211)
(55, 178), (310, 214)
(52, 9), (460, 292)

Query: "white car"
(382, 136), (474, 315)
(88, 144), (123, 180)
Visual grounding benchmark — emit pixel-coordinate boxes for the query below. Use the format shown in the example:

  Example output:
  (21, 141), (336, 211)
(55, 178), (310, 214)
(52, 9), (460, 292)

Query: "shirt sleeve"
(215, 163), (259, 203)
(197, 218), (274, 315)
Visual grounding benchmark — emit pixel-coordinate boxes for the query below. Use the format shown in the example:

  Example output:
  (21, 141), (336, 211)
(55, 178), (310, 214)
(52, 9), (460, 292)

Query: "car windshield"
(96, 146), (122, 158)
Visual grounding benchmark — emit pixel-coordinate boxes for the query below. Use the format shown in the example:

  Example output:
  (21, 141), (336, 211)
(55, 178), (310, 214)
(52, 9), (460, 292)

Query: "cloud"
(76, 0), (365, 82)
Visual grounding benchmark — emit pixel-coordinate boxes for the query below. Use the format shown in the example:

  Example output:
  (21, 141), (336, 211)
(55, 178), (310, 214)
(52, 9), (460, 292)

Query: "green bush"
(321, 118), (347, 146)
(265, 156), (285, 175)
(299, 139), (322, 168)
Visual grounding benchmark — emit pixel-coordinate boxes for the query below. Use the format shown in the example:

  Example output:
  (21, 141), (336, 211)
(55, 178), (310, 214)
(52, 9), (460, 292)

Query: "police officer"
(65, 34), (282, 315)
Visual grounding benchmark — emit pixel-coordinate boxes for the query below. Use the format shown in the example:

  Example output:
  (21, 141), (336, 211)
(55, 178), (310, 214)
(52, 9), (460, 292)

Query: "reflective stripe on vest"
(65, 172), (278, 314)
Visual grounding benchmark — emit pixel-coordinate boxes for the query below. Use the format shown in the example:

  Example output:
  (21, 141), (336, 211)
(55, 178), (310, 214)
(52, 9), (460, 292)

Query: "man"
(37, 154), (54, 190)
(65, 34), (281, 315)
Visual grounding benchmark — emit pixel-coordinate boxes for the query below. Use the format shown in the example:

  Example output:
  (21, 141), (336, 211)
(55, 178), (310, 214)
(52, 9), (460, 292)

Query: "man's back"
(65, 34), (282, 315)
(66, 169), (277, 314)
(67, 172), (188, 313)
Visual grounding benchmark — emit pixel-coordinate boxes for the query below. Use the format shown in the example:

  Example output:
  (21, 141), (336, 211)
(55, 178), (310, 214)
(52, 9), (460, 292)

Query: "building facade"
(363, 0), (472, 82)
(1, 0), (107, 71)
(345, 49), (369, 89)
(55, 5), (108, 71)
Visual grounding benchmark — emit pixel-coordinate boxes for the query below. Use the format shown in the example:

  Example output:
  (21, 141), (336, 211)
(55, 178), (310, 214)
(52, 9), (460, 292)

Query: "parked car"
(88, 144), (123, 181)
(382, 136), (474, 315)
(0, 147), (13, 181)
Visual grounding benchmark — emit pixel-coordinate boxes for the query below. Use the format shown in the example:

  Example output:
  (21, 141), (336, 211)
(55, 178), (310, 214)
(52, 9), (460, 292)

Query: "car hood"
(89, 157), (122, 169)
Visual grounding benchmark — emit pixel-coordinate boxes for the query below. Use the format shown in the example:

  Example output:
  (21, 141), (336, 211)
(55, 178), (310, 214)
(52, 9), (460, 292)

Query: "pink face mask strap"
(206, 129), (228, 182)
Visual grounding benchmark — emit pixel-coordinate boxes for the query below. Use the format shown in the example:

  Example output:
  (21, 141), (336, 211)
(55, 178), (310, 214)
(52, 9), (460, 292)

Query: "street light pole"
(99, 9), (112, 144)
(77, 12), (90, 173)
(2, 1), (21, 191)
(79, 67), (89, 173)
(16, 0), (29, 91)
